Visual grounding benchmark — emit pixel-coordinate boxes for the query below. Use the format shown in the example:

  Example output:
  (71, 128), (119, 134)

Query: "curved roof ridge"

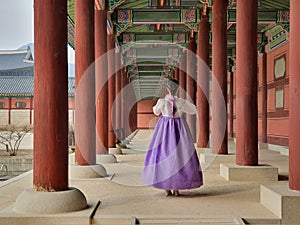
(0, 49), (29, 55)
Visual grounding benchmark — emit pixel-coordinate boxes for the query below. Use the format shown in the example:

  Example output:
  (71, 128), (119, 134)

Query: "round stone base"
(69, 164), (107, 179)
(109, 147), (123, 155)
(13, 187), (87, 214)
(96, 154), (117, 164)
(116, 143), (128, 149)
(122, 139), (130, 144)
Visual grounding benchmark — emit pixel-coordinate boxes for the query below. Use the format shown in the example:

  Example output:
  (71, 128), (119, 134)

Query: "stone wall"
(0, 109), (74, 126)
(10, 110), (31, 124)
(0, 157), (33, 176)
(0, 111), (8, 126)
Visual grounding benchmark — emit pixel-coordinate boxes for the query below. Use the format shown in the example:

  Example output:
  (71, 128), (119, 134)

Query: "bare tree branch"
(0, 124), (33, 156)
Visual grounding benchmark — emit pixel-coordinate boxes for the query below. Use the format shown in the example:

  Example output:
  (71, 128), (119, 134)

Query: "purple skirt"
(142, 116), (203, 190)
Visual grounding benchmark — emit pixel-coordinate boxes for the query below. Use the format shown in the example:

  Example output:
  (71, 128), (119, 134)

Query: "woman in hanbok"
(142, 79), (203, 196)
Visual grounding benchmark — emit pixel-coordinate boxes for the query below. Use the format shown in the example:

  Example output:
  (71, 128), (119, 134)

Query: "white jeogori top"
(153, 95), (197, 118)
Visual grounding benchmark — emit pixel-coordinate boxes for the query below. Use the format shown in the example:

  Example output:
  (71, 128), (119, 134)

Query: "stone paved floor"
(0, 129), (289, 224)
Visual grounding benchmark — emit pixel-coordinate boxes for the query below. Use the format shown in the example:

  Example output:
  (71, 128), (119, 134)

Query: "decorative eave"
(0, 93), (33, 97)
(67, 14), (75, 49)
(109, 0), (127, 13)
(115, 8), (199, 36)
(265, 24), (289, 51)
(0, 93), (74, 98)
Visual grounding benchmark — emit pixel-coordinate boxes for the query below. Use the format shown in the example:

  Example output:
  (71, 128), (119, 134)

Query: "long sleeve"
(153, 96), (197, 117)
(152, 99), (163, 116)
(176, 98), (197, 115)
(183, 100), (197, 114)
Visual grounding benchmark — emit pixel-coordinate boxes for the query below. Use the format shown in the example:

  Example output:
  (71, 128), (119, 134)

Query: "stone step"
(260, 181), (300, 224)
(93, 216), (245, 225)
(134, 216), (245, 225)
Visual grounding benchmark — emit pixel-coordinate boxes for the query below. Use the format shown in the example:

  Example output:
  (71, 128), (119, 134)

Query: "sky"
(0, 0), (75, 64)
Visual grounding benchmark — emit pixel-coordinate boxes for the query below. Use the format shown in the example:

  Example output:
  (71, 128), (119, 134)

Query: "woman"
(142, 78), (203, 196)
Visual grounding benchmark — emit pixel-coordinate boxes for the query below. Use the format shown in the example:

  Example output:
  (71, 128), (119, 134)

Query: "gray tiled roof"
(0, 76), (75, 97)
(68, 77), (75, 95)
(0, 48), (33, 71)
(0, 76), (33, 96)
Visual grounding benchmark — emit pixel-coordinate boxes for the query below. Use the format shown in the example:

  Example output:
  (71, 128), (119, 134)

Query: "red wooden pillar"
(186, 34), (197, 142)
(107, 33), (116, 147)
(128, 80), (137, 133)
(261, 50), (268, 143)
(95, 4), (108, 154)
(236, 0), (258, 166)
(197, 11), (210, 148)
(156, 0), (165, 30)
(74, 0), (95, 165)
(212, 0), (228, 154)
(95, 3), (108, 154)
(120, 68), (126, 140)
(130, 102), (138, 132)
(229, 67), (234, 138)
(179, 50), (187, 99)
(123, 74), (128, 138)
(33, 0), (68, 191)
(115, 50), (122, 142)
(29, 97), (33, 125)
(8, 97), (11, 124)
(174, 66), (179, 81)
(289, 0), (300, 191)
(171, 70), (175, 79)
(125, 74), (131, 137)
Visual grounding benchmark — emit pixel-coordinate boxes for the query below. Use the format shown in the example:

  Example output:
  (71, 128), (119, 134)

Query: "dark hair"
(167, 78), (179, 96)
(167, 78), (179, 116)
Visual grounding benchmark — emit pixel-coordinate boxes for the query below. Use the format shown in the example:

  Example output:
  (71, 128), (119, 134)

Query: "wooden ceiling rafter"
(66, 0), (290, 100)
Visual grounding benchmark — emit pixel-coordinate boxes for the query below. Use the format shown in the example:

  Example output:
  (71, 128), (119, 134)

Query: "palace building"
(0, 48), (75, 126)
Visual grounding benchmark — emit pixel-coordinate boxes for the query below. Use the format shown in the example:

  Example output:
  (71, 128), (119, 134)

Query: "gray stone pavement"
(0, 129), (289, 224)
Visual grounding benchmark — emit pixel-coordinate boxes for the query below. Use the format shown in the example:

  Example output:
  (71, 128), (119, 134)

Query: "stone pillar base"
(267, 144), (289, 156)
(220, 163), (278, 181)
(69, 164), (107, 179)
(196, 147), (210, 155)
(122, 139), (130, 145)
(116, 143), (128, 149)
(227, 137), (235, 142)
(260, 181), (300, 224)
(123, 130), (139, 144)
(199, 152), (217, 163)
(96, 154), (117, 164)
(109, 147), (123, 155)
(13, 188), (87, 214)
(259, 142), (268, 149)
(199, 153), (235, 164)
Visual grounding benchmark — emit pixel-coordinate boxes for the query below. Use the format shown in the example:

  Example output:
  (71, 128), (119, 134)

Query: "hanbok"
(142, 95), (203, 190)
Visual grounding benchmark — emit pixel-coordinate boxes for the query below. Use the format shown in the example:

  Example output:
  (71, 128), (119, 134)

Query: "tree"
(0, 124), (33, 156)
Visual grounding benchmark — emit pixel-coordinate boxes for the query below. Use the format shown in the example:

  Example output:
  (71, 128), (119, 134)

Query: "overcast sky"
(0, 0), (74, 63)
